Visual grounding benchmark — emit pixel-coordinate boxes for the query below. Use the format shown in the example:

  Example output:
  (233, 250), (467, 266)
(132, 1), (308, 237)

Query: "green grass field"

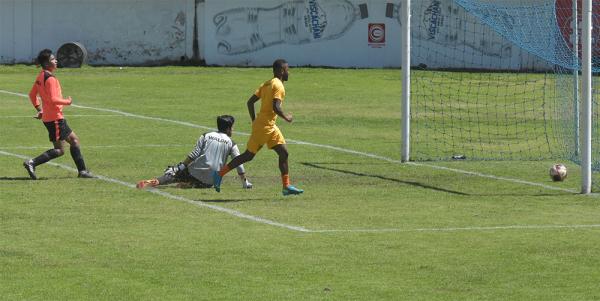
(1, 65), (599, 300)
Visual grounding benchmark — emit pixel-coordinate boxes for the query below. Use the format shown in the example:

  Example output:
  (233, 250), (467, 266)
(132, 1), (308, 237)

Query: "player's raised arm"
(247, 94), (259, 122)
(273, 99), (292, 123)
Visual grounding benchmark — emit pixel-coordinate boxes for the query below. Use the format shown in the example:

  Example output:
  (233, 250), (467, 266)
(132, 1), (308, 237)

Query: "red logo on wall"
(368, 23), (386, 46)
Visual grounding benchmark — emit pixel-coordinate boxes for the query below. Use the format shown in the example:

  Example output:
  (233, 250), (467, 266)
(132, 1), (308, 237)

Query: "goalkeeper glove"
(240, 175), (253, 189)
(164, 162), (186, 176)
(243, 179), (253, 189)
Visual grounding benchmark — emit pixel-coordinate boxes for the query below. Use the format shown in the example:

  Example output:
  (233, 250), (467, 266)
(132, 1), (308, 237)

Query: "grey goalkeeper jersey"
(187, 131), (245, 185)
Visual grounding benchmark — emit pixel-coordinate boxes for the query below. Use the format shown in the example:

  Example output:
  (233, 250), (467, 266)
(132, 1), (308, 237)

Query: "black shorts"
(43, 119), (72, 142)
(174, 169), (212, 188)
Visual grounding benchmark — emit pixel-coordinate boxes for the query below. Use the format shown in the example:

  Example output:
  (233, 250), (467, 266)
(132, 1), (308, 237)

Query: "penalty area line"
(0, 89), (581, 195)
(0, 149), (311, 233)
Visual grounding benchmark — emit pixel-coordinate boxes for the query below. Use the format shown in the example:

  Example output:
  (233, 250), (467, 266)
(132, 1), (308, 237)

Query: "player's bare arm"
(273, 98), (292, 122)
(28, 81), (43, 119)
(33, 103), (43, 119)
(247, 95), (259, 121)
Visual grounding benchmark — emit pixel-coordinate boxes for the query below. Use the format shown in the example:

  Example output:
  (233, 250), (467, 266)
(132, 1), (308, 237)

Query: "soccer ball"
(549, 164), (567, 181)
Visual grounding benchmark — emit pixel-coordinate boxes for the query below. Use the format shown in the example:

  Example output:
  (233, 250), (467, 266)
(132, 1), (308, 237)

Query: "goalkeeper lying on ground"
(136, 115), (252, 189)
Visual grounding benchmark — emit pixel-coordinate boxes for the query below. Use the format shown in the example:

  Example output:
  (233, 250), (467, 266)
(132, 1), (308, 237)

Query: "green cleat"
(282, 185), (304, 196)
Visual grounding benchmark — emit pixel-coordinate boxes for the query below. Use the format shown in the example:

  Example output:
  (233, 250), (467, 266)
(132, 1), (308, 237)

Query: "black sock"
(32, 149), (62, 166)
(70, 146), (87, 172)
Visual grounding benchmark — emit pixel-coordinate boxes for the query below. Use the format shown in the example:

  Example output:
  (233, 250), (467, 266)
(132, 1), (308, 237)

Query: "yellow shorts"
(246, 124), (286, 154)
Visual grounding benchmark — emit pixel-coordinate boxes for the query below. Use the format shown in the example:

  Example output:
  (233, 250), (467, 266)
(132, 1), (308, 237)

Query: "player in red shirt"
(23, 49), (93, 179)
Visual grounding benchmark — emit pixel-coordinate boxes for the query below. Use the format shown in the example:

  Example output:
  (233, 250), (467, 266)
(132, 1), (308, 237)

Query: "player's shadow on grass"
(0, 176), (97, 181)
(301, 162), (469, 196)
(0, 176), (74, 181)
(0, 176), (33, 181)
(200, 198), (264, 203)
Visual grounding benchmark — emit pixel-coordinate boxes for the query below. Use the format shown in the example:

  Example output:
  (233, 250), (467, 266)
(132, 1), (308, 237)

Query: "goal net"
(396, 0), (600, 190)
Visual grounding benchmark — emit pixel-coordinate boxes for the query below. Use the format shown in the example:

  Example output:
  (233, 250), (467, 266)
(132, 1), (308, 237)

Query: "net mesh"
(401, 0), (600, 189)
(404, 0), (600, 190)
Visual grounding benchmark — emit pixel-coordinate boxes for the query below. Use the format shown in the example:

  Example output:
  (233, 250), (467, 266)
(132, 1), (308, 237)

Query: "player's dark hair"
(273, 59), (288, 73)
(217, 115), (235, 132)
(37, 49), (53, 69)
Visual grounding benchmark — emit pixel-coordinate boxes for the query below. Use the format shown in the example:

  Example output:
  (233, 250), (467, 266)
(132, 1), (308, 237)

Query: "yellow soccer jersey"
(254, 77), (285, 127)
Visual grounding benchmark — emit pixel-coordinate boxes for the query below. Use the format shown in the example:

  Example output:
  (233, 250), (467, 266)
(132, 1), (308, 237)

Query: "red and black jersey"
(29, 70), (72, 122)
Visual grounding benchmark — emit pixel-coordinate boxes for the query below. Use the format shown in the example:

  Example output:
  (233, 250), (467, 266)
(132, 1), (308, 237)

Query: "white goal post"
(401, 0), (410, 163)
(581, 0), (592, 194)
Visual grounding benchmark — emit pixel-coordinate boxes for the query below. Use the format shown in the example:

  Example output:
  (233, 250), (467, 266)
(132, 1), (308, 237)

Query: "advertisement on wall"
(205, 0), (378, 67)
(204, 0), (547, 69)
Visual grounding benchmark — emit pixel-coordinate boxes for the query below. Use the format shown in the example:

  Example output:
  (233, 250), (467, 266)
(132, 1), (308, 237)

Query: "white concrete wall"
(0, 0), (552, 69)
(0, 0), (195, 65)
(0, 0), (33, 63)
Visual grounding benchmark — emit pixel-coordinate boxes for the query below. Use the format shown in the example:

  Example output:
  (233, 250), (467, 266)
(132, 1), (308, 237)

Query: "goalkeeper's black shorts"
(174, 169), (212, 188)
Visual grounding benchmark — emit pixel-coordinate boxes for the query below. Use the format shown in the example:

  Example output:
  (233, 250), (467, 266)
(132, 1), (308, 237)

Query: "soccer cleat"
(136, 179), (159, 189)
(282, 185), (304, 196)
(212, 170), (222, 192)
(78, 170), (95, 178)
(23, 160), (37, 180)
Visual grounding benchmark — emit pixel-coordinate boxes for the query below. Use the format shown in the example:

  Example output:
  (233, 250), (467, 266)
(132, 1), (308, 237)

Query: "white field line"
(0, 89), (222, 132)
(0, 89), (580, 194)
(0, 114), (122, 118)
(407, 162), (580, 194)
(3, 152), (599, 235)
(0, 149), (311, 233)
(3, 148), (598, 234)
(312, 224), (600, 233)
(0, 144), (188, 150)
(288, 141), (579, 194)
(4, 89), (597, 234)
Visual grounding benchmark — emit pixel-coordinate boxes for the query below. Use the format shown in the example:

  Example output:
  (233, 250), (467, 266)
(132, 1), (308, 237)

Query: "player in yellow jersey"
(213, 59), (303, 196)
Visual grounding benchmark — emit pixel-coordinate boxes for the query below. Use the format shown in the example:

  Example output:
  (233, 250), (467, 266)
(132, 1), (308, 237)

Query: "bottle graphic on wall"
(214, 0), (368, 55)
(385, 0), (512, 58)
